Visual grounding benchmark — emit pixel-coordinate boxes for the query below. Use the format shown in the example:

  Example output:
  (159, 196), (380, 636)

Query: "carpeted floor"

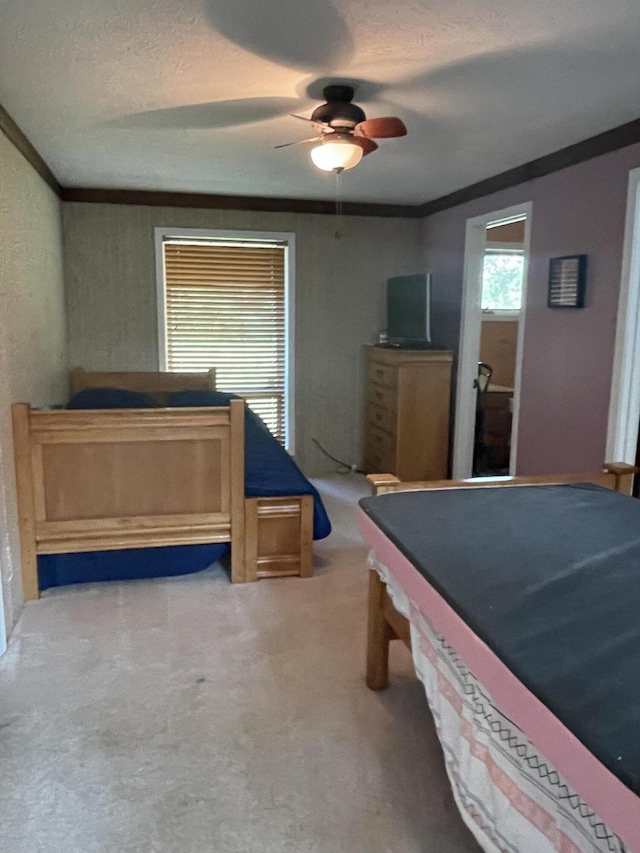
(0, 474), (480, 853)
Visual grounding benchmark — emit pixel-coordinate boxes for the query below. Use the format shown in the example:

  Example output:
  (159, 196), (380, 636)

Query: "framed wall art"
(548, 254), (587, 308)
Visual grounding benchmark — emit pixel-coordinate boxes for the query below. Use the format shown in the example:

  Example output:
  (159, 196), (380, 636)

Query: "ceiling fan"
(276, 84), (407, 172)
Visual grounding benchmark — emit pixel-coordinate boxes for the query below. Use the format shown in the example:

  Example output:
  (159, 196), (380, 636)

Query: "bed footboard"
(12, 399), (246, 599)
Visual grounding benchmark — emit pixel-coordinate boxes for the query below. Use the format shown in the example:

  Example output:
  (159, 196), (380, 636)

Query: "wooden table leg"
(366, 569), (393, 690)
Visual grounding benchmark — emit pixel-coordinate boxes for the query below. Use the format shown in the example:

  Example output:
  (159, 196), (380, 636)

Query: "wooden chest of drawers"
(364, 346), (453, 481)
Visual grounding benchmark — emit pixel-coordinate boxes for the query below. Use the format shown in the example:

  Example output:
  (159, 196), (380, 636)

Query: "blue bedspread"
(38, 390), (330, 589)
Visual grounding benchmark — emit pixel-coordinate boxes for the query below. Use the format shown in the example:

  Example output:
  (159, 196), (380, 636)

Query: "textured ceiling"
(1, 0), (640, 204)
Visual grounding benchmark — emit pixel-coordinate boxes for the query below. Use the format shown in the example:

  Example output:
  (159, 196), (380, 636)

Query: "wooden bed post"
(10, 403), (40, 601)
(299, 496), (314, 578)
(367, 473), (402, 496)
(229, 399), (246, 583)
(604, 462), (637, 495)
(366, 569), (393, 690)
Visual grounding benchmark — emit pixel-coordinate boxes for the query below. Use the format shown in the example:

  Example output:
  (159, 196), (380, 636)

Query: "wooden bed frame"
(70, 367), (218, 401)
(365, 462), (637, 691)
(12, 369), (314, 601)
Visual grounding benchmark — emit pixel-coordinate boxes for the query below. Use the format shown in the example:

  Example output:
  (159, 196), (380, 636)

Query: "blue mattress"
(39, 389), (331, 589)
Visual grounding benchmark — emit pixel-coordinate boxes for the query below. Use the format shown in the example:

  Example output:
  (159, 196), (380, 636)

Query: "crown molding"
(59, 187), (422, 218)
(0, 101), (60, 195)
(419, 117), (640, 217)
(59, 116), (640, 218)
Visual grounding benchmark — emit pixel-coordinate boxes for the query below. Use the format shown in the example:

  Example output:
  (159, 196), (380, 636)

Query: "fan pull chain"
(334, 168), (344, 239)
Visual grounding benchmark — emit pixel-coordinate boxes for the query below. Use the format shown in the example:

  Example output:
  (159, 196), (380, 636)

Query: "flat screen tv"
(386, 274), (432, 346)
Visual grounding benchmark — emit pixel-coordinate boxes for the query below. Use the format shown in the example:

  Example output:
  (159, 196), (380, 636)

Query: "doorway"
(452, 202), (532, 479)
(607, 167), (640, 480)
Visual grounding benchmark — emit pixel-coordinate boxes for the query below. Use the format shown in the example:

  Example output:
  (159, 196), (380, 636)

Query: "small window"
(481, 249), (524, 313)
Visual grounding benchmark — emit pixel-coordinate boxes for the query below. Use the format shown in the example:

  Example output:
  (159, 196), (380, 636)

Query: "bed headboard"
(70, 368), (216, 405)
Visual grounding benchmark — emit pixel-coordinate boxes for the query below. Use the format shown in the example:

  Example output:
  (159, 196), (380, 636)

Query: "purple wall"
(424, 143), (640, 475)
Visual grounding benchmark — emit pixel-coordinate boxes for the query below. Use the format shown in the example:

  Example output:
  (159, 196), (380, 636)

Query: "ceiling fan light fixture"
(310, 136), (363, 172)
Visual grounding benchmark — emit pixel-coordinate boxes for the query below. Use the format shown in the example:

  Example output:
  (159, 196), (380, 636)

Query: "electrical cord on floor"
(312, 438), (364, 475)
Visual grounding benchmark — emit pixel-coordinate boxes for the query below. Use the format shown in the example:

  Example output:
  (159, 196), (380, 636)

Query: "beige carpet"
(0, 474), (480, 853)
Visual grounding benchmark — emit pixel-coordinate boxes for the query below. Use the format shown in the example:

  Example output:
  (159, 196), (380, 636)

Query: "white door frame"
(606, 167), (640, 463)
(452, 201), (533, 479)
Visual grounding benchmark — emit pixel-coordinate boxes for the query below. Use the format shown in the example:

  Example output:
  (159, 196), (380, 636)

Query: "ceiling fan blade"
(204, 0), (354, 72)
(108, 98), (300, 130)
(291, 113), (329, 129)
(274, 137), (322, 149)
(355, 117), (407, 139)
(352, 136), (379, 156)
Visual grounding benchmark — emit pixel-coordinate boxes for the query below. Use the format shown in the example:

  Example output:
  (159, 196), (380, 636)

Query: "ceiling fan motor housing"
(311, 84), (366, 128)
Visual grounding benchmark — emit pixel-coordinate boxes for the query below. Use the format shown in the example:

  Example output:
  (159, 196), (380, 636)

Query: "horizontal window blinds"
(164, 240), (286, 443)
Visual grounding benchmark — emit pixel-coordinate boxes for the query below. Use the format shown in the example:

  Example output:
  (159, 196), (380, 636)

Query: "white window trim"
(155, 227), (296, 455)
(485, 242), (525, 253)
(481, 310), (521, 320)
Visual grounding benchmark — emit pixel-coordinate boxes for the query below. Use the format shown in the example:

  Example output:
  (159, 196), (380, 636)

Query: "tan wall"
(0, 132), (68, 634)
(62, 203), (423, 475)
(479, 320), (518, 387)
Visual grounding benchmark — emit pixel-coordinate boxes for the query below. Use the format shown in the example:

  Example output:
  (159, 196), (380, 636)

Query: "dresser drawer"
(365, 425), (396, 473)
(365, 445), (397, 474)
(367, 402), (396, 435)
(367, 382), (397, 412)
(367, 360), (397, 389)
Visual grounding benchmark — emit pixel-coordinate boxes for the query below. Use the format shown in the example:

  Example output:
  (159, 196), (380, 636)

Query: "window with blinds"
(161, 237), (289, 445)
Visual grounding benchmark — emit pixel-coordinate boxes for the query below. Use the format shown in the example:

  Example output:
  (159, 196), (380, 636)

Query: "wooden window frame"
(155, 227), (296, 453)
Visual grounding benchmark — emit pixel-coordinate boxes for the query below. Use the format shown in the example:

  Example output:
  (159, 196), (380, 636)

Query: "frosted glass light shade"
(310, 138), (363, 172)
